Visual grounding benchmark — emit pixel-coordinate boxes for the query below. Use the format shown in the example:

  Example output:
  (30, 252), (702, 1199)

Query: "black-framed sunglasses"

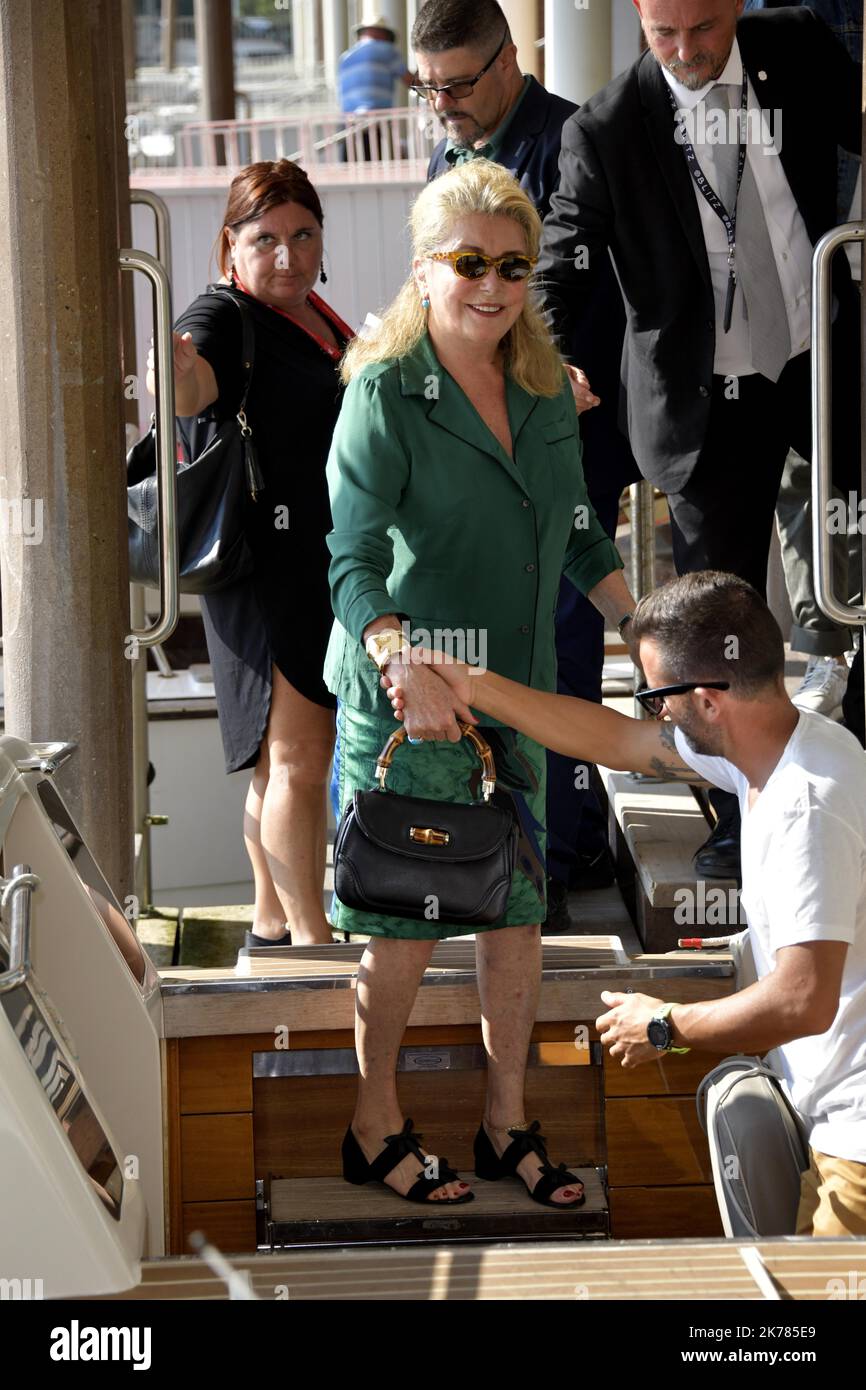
(428, 249), (537, 281)
(410, 27), (508, 101)
(635, 681), (730, 717)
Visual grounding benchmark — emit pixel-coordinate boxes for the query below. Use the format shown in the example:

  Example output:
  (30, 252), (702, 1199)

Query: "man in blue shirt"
(338, 15), (412, 114)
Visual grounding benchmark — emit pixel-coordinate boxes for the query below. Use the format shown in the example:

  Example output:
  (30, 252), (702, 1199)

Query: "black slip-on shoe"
(244, 928), (292, 948)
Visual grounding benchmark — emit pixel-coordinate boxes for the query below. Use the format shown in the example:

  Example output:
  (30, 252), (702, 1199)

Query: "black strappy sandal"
(474, 1119), (585, 1209)
(342, 1118), (475, 1205)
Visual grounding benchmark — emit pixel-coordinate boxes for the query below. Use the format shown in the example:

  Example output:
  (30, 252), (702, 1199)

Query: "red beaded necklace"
(231, 271), (353, 361)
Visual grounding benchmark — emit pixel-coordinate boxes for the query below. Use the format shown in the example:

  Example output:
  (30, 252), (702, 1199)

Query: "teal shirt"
(444, 75), (532, 166)
(324, 331), (623, 722)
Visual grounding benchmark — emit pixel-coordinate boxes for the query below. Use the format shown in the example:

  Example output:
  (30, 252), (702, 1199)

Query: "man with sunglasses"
(412, 0), (641, 933)
(538, 0), (864, 887)
(383, 569), (866, 1236)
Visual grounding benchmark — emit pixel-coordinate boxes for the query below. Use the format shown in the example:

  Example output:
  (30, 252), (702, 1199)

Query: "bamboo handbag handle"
(375, 721), (497, 801)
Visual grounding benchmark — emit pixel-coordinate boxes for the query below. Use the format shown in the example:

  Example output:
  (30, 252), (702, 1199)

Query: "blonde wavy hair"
(340, 159), (565, 397)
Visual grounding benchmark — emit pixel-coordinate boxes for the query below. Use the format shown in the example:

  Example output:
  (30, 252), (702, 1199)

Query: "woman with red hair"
(148, 160), (352, 946)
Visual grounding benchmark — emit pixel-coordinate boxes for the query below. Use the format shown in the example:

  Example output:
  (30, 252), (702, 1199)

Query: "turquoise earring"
(421, 296), (430, 310)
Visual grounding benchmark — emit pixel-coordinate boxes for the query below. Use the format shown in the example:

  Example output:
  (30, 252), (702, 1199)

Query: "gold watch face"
(368, 631), (405, 668)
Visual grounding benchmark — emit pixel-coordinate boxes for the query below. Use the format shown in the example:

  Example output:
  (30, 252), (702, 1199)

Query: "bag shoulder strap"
(209, 286), (256, 413)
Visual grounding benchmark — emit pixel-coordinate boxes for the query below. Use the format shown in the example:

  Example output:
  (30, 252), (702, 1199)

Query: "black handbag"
(127, 288), (265, 595)
(333, 722), (519, 927)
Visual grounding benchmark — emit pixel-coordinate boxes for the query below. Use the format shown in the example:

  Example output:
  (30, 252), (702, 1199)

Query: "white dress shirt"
(662, 41), (813, 378)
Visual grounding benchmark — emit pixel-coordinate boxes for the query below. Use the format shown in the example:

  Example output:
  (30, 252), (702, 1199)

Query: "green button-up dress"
(324, 329), (622, 720)
(324, 330), (622, 939)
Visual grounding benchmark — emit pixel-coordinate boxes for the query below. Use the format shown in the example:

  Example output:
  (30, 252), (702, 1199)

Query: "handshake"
(379, 646), (478, 743)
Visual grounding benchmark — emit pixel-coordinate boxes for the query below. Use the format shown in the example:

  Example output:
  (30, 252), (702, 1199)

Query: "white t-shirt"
(674, 710), (866, 1162)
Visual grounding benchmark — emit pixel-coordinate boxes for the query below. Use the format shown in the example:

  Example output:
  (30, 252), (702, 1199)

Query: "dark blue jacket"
(427, 75), (638, 496)
(427, 74), (577, 223)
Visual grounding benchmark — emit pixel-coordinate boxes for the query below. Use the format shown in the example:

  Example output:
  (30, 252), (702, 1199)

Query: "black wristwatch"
(646, 1003), (690, 1054)
(617, 612), (634, 638)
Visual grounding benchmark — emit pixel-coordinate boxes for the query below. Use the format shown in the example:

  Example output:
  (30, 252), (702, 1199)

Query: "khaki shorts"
(796, 1147), (866, 1237)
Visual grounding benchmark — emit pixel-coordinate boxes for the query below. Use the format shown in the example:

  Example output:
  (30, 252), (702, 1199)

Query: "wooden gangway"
(83, 1237), (866, 1301)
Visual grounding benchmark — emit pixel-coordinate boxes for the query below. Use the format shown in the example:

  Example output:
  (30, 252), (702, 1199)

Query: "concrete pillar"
(292, 0), (308, 78)
(323, 0), (349, 94)
(405, 0), (418, 54)
(0, 0), (134, 901)
(611, 0), (642, 77)
(312, 0), (324, 67)
(500, 0), (541, 82)
(122, 0), (136, 80)
(161, 0), (177, 72)
(194, 0), (235, 163)
(543, 0), (611, 105)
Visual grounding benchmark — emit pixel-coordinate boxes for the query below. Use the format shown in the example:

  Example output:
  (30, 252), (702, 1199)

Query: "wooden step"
(159, 934), (735, 1036)
(598, 767), (739, 952)
(263, 1168), (608, 1247)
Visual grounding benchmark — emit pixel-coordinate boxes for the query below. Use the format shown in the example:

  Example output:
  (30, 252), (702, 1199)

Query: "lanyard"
(231, 273), (353, 360)
(665, 75), (749, 332)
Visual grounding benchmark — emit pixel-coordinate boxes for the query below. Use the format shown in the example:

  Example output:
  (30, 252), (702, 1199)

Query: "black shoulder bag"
(127, 288), (265, 595)
(333, 723), (518, 927)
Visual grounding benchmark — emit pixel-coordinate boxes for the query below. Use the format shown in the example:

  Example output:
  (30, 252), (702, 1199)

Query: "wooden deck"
(86, 1237), (866, 1301)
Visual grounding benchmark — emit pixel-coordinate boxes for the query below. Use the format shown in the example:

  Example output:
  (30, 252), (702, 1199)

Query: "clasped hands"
(380, 647), (475, 742)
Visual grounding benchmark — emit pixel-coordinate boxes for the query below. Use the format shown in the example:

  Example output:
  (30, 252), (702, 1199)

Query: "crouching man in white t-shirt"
(383, 570), (866, 1237)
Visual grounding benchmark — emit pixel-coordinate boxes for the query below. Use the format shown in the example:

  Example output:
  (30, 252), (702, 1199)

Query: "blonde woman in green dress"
(325, 160), (638, 1207)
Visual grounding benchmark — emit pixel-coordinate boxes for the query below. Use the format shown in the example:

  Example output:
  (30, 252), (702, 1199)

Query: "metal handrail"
(628, 481), (657, 720)
(0, 866), (39, 994)
(811, 222), (866, 626)
(130, 189), (173, 285)
(120, 248), (180, 649)
(629, 480), (657, 603)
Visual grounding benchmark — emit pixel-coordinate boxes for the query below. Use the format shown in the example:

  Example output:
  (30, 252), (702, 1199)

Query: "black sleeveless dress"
(174, 284), (351, 772)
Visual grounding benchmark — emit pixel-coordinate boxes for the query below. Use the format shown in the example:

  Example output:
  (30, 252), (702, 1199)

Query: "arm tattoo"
(646, 720), (709, 784)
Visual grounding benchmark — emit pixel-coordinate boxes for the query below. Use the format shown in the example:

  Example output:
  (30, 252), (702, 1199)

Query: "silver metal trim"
(253, 1039), (599, 1078)
(0, 864), (38, 993)
(161, 961), (734, 997)
(121, 247), (179, 649)
(811, 222), (866, 626)
(14, 741), (78, 775)
(629, 480), (657, 719)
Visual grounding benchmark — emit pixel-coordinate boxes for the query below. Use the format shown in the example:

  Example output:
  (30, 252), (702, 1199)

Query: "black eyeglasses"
(636, 681), (730, 716)
(410, 28), (508, 101)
